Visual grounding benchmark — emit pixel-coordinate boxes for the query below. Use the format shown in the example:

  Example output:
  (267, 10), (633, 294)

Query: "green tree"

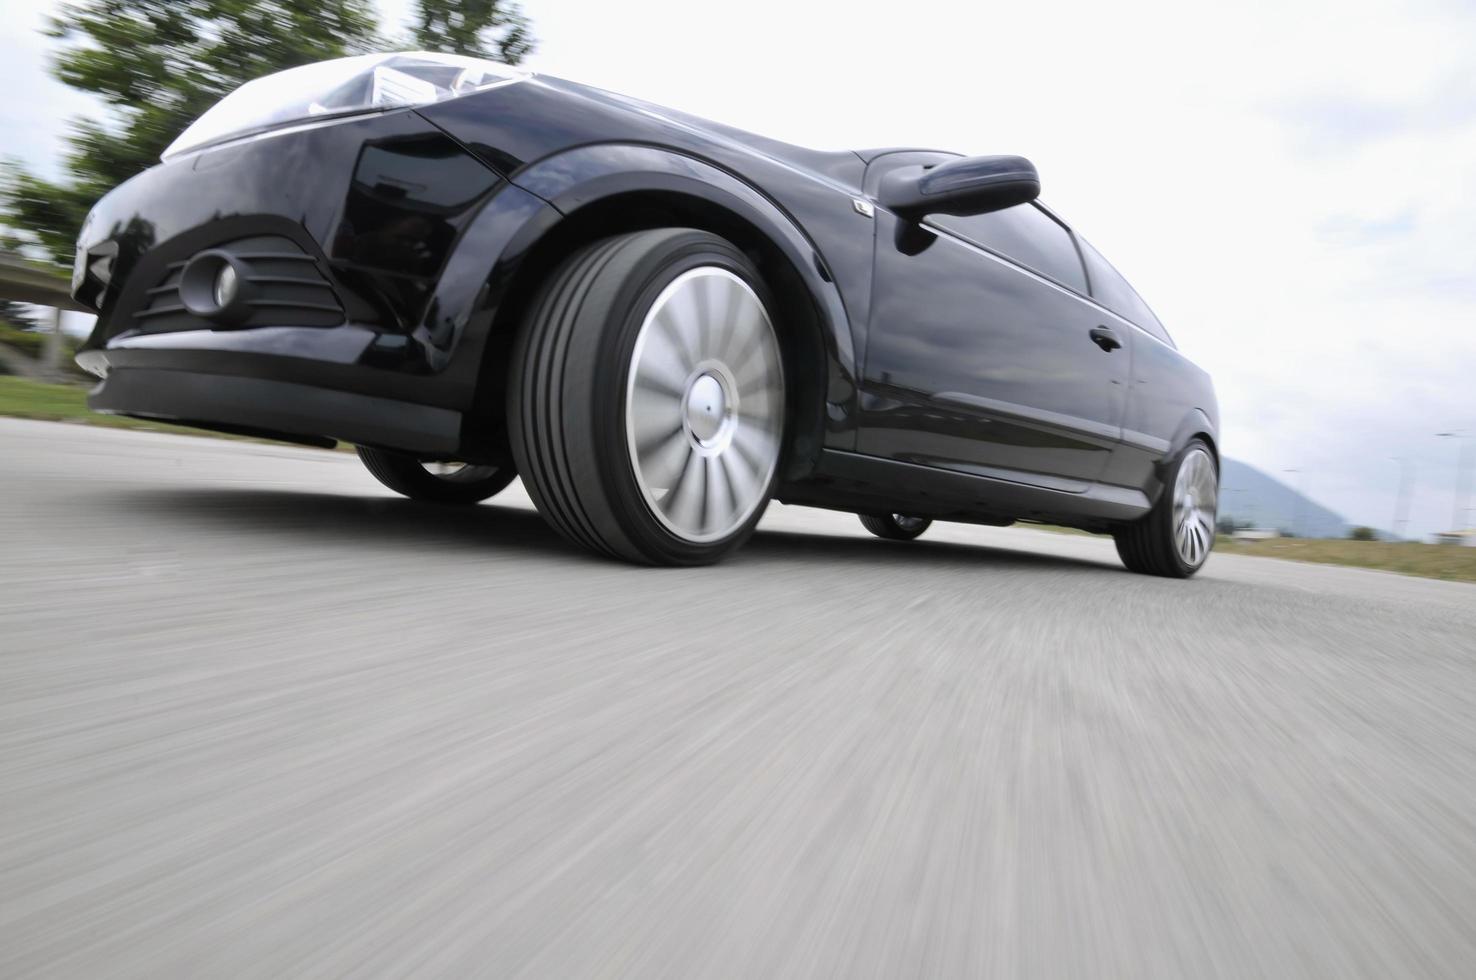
(412, 0), (534, 63)
(1348, 526), (1377, 542)
(0, 301), (41, 332)
(2, 0), (534, 268)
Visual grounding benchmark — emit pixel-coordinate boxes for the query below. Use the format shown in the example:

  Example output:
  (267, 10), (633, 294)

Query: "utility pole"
(1391, 456), (1415, 540)
(1436, 431), (1473, 532)
(44, 307), (64, 378)
(1284, 468), (1303, 537)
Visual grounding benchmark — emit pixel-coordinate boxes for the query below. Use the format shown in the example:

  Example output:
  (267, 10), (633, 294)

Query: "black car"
(72, 52), (1220, 577)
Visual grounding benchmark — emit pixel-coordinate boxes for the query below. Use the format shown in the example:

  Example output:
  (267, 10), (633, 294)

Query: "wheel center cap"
(685, 373), (728, 443)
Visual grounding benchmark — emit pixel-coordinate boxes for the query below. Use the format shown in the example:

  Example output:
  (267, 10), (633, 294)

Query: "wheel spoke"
(633, 330), (691, 399)
(697, 272), (737, 361)
(656, 283), (703, 368)
(717, 294), (761, 364)
(702, 456), (735, 535)
(629, 384), (683, 450)
(718, 447), (758, 511)
(736, 348), (782, 417)
(639, 429), (691, 491)
(729, 423), (777, 478)
(737, 366), (781, 403)
(662, 450), (705, 532)
(1198, 470), (1219, 509)
(736, 379), (780, 429)
(729, 333), (772, 392)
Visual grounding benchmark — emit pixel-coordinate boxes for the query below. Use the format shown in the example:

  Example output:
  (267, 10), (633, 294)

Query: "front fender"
(508, 144), (862, 443)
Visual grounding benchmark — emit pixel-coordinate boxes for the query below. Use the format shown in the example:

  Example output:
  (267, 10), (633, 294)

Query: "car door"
(1076, 236), (1210, 494)
(857, 153), (1129, 492)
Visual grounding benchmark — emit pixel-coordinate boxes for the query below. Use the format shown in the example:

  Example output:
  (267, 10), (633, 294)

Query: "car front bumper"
(88, 365), (462, 452)
(73, 106), (554, 455)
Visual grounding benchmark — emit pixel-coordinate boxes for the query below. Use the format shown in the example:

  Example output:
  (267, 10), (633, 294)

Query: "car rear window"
(1077, 238), (1174, 346)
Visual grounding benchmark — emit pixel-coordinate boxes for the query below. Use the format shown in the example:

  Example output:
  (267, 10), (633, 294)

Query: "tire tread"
(509, 229), (778, 565)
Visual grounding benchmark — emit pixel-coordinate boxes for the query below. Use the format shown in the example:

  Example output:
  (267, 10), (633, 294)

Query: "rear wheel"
(1114, 439), (1218, 577)
(355, 446), (515, 505)
(859, 513), (932, 540)
(509, 228), (786, 565)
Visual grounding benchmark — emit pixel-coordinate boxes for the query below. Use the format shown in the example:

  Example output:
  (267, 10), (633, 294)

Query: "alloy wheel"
(1172, 448), (1218, 567)
(624, 267), (784, 543)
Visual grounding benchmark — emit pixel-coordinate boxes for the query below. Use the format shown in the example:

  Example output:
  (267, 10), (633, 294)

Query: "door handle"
(1089, 326), (1122, 352)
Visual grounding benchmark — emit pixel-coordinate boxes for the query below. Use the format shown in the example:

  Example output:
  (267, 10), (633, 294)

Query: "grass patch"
(1215, 536), (1476, 583)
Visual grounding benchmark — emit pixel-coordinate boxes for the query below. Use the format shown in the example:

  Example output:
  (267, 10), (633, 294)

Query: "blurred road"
(2, 417), (1474, 978)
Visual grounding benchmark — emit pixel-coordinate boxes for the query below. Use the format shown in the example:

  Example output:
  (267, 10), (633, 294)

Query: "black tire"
(356, 446), (516, 505)
(508, 228), (786, 565)
(1113, 438), (1218, 578)
(859, 513), (932, 541)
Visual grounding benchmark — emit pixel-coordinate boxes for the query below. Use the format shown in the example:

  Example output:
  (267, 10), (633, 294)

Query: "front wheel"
(509, 229), (786, 565)
(1114, 439), (1218, 577)
(356, 446), (516, 504)
(859, 513), (932, 541)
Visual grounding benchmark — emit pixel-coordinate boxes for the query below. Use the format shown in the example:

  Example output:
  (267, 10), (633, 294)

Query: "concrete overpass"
(0, 253), (87, 378)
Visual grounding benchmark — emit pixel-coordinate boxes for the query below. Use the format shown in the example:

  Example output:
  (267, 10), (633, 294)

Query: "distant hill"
(1219, 458), (1351, 539)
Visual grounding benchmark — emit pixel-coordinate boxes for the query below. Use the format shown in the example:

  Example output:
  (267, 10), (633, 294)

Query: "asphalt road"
(2, 417), (1474, 979)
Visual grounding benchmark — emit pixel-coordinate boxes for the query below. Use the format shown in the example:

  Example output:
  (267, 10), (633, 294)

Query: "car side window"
(1077, 238), (1174, 346)
(931, 202), (1089, 294)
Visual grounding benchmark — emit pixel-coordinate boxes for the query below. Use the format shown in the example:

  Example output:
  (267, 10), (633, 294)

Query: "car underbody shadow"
(115, 487), (1116, 574)
(118, 488), (565, 555)
(743, 527), (1114, 574)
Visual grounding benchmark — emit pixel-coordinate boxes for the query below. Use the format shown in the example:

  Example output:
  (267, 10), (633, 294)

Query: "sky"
(4, 0), (1473, 538)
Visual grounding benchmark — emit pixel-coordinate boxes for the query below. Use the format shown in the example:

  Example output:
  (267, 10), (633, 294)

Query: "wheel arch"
(1125, 410), (1221, 518)
(466, 145), (858, 482)
(1165, 409), (1219, 465)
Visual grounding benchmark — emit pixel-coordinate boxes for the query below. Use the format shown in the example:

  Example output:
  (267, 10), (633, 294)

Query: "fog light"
(179, 250), (253, 323)
(213, 264), (238, 309)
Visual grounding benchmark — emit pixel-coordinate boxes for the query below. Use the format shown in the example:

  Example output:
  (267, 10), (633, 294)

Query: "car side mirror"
(878, 154), (1040, 220)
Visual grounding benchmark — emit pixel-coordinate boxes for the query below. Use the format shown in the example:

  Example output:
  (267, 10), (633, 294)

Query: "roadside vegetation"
(0, 319), (78, 363)
(1214, 535), (1476, 584)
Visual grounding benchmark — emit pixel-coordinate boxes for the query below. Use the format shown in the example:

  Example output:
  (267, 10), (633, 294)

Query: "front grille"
(133, 234), (343, 332)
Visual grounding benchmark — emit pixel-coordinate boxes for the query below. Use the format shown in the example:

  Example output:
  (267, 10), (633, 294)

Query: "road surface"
(2, 418), (1473, 978)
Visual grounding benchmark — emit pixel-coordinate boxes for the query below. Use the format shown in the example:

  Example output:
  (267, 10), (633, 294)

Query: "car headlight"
(162, 51), (528, 161)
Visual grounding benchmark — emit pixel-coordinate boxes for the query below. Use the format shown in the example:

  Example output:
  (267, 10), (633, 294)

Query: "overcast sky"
(5, 0), (1473, 538)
